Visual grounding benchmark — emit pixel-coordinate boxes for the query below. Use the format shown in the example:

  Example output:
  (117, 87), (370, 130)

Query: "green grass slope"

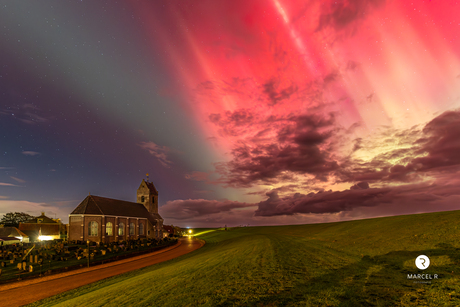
(30, 210), (460, 306)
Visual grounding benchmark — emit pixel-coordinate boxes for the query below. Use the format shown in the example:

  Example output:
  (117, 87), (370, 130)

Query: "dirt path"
(0, 237), (204, 307)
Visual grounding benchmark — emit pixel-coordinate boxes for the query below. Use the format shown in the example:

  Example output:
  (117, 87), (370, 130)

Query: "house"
(18, 212), (60, 242)
(0, 237), (21, 246)
(163, 225), (184, 238)
(163, 225), (175, 237)
(68, 179), (164, 243)
(52, 218), (68, 240)
(0, 226), (29, 243)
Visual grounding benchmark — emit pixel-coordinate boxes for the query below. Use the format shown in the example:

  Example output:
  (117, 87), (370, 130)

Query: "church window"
(88, 221), (98, 236)
(106, 222), (113, 236)
(118, 223), (124, 236)
(141, 196), (145, 202)
(130, 222), (135, 235)
(139, 223), (144, 235)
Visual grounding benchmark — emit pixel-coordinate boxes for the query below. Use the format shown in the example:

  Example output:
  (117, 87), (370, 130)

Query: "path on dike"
(0, 237), (204, 307)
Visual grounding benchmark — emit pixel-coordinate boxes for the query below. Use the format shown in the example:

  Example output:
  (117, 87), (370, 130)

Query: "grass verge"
(28, 210), (460, 306)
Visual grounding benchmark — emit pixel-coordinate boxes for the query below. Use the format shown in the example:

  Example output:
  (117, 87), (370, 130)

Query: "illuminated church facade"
(68, 179), (163, 242)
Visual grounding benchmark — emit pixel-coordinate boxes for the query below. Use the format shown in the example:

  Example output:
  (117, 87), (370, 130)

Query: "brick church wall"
(69, 216), (83, 241)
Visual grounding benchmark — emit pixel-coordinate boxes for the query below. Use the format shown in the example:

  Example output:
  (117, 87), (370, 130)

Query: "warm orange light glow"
(39, 235), (53, 241)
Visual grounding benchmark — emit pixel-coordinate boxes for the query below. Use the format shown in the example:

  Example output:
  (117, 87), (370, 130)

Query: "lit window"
(139, 223), (144, 235)
(88, 221), (98, 236)
(118, 223), (124, 236)
(130, 222), (135, 235)
(106, 222), (113, 236)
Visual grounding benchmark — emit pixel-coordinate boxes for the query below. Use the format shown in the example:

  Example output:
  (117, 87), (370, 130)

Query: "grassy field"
(29, 210), (460, 306)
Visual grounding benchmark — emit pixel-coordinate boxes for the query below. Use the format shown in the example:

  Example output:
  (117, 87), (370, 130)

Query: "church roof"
(70, 195), (162, 224)
(143, 180), (158, 195)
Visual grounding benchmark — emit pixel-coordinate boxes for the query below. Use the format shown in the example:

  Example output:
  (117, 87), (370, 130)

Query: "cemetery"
(0, 237), (177, 283)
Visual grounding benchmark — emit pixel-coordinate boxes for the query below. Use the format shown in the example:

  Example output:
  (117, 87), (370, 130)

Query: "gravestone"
(34, 255), (38, 263)
(10, 259), (14, 264)
(17, 263), (22, 270)
(30, 255), (33, 263)
(29, 265), (33, 272)
(22, 262), (27, 271)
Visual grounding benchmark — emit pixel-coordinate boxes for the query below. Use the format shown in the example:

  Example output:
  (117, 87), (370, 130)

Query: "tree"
(0, 212), (34, 227)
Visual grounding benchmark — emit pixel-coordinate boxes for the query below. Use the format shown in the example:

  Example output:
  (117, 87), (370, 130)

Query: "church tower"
(137, 176), (158, 214)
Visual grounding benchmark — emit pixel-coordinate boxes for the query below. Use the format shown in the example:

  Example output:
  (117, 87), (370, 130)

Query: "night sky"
(1, 1), (460, 228)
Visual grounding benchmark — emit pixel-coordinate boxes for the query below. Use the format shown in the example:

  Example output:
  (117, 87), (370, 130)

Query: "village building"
(68, 179), (164, 243)
(0, 225), (29, 244)
(0, 237), (21, 245)
(18, 212), (61, 242)
(163, 225), (175, 238)
(163, 225), (184, 238)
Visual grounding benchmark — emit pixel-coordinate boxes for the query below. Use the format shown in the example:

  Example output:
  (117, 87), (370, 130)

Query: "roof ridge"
(89, 195), (104, 215)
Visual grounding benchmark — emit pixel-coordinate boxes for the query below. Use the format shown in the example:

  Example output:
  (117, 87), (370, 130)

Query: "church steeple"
(137, 178), (158, 214)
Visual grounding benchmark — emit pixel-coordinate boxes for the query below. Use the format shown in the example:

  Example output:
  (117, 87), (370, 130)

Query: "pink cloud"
(139, 141), (172, 168)
(10, 176), (26, 183)
(0, 183), (19, 187)
(22, 151), (40, 156)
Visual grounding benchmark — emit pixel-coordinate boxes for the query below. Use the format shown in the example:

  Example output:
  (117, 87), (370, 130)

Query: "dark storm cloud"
(215, 111), (340, 187)
(350, 181), (369, 190)
(209, 109), (255, 137)
(212, 103), (460, 191)
(161, 183), (440, 220)
(338, 110), (460, 184)
(323, 71), (340, 86)
(246, 184), (300, 196)
(262, 79), (298, 105)
(166, 110), (460, 220)
(160, 198), (254, 220)
(411, 110), (460, 171)
(316, 0), (386, 32)
(345, 60), (360, 71)
(255, 180), (460, 217)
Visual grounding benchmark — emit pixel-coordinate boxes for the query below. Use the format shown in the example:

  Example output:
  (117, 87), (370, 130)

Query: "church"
(68, 179), (163, 243)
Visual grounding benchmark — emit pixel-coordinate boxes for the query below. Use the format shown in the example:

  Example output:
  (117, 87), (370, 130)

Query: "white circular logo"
(415, 255), (430, 270)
